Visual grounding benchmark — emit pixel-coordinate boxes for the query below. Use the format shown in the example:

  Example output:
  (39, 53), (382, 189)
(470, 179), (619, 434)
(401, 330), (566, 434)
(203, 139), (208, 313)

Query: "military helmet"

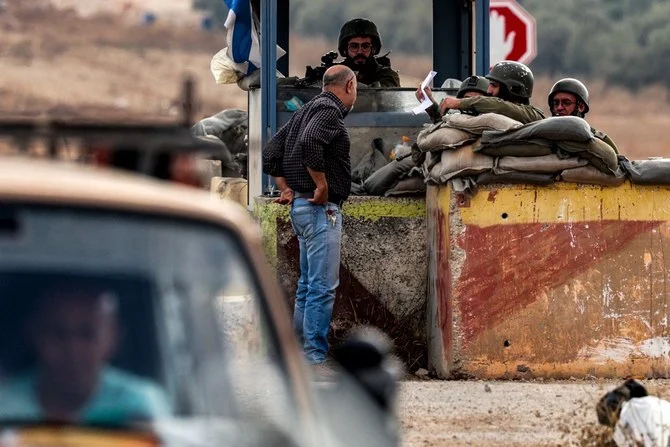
(457, 75), (490, 98)
(338, 18), (382, 57)
(486, 61), (534, 99)
(548, 78), (590, 114)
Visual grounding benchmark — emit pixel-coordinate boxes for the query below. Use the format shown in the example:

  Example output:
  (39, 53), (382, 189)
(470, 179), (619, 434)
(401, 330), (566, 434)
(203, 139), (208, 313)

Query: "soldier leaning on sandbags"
(548, 78), (619, 154)
(416, 61), (546, 124)
(415, 75), (490, 123)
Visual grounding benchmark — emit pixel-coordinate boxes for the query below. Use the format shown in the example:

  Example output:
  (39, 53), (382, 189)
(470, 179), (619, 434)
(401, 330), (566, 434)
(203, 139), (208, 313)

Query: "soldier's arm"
(456, 96), (544, 123)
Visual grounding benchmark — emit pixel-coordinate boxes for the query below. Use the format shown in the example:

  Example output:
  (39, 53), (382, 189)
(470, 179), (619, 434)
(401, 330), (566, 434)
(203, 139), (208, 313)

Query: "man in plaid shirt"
(263, 65), (357, 375)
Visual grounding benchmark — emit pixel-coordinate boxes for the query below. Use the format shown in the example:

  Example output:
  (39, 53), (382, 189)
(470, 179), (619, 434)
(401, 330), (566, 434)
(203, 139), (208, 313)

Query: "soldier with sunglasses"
(548, 78), (619, 153)
(336, 18), (400, 88)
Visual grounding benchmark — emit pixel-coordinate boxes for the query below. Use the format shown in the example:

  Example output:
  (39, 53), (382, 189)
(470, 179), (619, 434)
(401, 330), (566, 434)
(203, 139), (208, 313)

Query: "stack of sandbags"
(191, 109), (248, 178)
(620, 157), (670, 185)
(351, 138), (390, 185)
(362, 156), (417, 196)
(416, 113), (522, 185)
(477, 116), (624, 186)
(351, 138), (426, 197)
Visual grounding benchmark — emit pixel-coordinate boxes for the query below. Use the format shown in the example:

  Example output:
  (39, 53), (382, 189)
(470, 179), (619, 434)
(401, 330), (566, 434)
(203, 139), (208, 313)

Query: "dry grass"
(0, 1), (244, 120)
(2, 3), (670, 159)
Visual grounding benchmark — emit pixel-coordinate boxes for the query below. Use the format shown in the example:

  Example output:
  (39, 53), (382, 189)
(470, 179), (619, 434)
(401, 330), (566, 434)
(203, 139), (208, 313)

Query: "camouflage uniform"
(339, 57), (400, 88)
(458, 96), (545, 124)
(425, 76), (490, 123)
(428, 62), (545, 124)
(426, 96), (545, 124)
(592, 128), (619, 154)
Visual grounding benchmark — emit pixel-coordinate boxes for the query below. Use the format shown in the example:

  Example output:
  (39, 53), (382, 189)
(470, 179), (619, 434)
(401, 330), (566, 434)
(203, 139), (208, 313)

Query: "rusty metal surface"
(428, 182), (670, 379)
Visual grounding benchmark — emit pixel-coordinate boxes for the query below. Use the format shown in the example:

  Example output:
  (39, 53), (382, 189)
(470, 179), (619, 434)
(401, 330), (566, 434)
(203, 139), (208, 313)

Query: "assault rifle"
(296, 51), (339, 87)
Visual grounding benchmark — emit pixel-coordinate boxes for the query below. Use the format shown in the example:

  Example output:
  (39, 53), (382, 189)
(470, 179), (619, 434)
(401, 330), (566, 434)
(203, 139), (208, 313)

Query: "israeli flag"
(223, 0), (285, 76)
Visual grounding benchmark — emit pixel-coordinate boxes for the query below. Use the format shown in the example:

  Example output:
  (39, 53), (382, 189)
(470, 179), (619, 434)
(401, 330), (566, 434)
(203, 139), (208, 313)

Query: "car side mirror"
(331, 327), (403, 413)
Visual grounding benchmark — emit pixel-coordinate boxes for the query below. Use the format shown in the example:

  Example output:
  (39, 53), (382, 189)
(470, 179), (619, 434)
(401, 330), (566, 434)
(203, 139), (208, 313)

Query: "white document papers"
(412, 70), (437, 115)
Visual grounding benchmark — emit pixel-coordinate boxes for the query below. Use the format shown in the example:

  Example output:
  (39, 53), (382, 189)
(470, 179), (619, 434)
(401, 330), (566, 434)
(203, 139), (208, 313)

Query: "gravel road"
(397, 379), (670, 446)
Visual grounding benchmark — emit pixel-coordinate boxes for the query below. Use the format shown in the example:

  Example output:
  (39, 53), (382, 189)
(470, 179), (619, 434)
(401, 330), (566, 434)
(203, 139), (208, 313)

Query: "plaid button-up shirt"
(262, 91), (351, 205)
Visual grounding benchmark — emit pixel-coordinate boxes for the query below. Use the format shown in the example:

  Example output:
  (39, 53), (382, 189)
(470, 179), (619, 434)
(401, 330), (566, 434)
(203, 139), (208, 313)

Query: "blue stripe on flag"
(224, 0), (253, 64)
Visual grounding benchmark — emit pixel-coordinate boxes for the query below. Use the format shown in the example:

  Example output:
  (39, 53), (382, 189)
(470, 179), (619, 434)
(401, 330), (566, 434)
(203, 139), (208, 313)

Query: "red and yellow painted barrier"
(427, 182), (670, 379)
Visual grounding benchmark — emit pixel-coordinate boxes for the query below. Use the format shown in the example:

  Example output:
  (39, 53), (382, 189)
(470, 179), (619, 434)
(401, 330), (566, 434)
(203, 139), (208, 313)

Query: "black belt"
(294, 191), (344, 207)
(294, 191), (314, 199)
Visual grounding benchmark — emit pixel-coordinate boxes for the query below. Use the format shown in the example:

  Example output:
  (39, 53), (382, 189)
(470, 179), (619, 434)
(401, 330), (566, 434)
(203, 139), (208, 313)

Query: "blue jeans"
(289, 198), (342, 364)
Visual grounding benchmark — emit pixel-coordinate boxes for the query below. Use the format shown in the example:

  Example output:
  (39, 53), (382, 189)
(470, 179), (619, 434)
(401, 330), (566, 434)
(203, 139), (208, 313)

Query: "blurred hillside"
(1, 0), (669, 158)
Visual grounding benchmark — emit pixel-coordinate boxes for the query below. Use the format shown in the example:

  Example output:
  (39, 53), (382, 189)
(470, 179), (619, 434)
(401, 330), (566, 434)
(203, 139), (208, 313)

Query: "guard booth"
(249, 0), (491, 373)
(247, 0), (491, 200)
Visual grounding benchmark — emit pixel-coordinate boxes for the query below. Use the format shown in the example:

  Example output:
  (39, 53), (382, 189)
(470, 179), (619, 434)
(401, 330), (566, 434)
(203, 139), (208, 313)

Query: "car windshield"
(0, 203), (296, 439)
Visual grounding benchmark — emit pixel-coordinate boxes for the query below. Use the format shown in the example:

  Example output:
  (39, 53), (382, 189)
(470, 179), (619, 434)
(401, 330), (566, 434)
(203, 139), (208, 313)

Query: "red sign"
(489, 0), (537, 66)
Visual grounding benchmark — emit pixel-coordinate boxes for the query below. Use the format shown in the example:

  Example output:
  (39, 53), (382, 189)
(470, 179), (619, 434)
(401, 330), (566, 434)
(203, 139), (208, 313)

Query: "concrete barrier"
(254, 196), (428, 367)
(427, 181), (670, 379)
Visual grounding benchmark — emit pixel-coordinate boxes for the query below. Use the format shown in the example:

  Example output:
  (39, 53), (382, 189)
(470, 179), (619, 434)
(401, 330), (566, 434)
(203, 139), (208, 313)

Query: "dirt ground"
(398, 379), (670, 446)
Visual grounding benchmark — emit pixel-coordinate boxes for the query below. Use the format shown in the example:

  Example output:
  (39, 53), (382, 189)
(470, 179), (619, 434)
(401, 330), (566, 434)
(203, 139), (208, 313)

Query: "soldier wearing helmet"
(416, 76), (490, 123)
(434, 61), (545, 124)
(336, 18), (400, 88)
(548, 78), (589, 118)
(549, 78), (619, 153)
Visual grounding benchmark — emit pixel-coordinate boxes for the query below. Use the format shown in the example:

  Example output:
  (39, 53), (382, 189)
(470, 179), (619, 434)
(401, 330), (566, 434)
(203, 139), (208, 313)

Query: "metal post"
(260, 0), (277, 195)
(277, 0), (290, 76)
(475, 0), (490, 76)
(432, 0), (471, 86)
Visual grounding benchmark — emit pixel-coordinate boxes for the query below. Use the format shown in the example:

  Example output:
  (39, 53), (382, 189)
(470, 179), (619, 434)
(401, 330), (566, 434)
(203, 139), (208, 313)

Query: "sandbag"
(423, 151), (442, 174)
(192, 109), (248, 155)
(620, 158), (670, 185)
(481, 116), (594, 147)
(352, 145), (389, 183)
(195, 135), (241, 177)
(475, 141), (553, 157)
(556, 137), (619, 173)
(477, 171), (555, 186)
(496, 154), (588, 174)
(426, 142), (493, 184)
(443, 113), (522, 134)
(449, 177), (478, 196)
(384, 176), (426, 197)
(561, 165), (626, 186)
(363, 157), (415, 196)
(350, 182), (367, 196)
(417, 121), (476, 152)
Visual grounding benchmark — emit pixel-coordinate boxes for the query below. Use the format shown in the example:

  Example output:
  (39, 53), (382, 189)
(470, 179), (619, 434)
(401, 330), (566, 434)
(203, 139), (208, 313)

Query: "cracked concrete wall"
(255, 196), (427, 368)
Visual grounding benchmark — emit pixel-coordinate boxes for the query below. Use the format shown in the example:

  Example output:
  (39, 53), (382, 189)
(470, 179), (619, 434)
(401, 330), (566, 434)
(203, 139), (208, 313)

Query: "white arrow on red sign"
(489, 0), (537, 66)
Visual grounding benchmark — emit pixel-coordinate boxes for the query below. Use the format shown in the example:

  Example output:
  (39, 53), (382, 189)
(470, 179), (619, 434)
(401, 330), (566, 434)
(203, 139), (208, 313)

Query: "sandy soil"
(398, 379), (670, 446)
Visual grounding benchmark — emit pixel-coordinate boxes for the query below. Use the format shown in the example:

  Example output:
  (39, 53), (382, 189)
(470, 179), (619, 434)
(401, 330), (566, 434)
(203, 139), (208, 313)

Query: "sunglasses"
(552, 99), (576, 107)
(348, 42), (373, 51)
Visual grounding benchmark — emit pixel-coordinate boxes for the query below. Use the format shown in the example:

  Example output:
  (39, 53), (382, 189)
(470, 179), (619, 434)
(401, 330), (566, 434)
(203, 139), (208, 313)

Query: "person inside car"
(0, 284), (171, 424)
